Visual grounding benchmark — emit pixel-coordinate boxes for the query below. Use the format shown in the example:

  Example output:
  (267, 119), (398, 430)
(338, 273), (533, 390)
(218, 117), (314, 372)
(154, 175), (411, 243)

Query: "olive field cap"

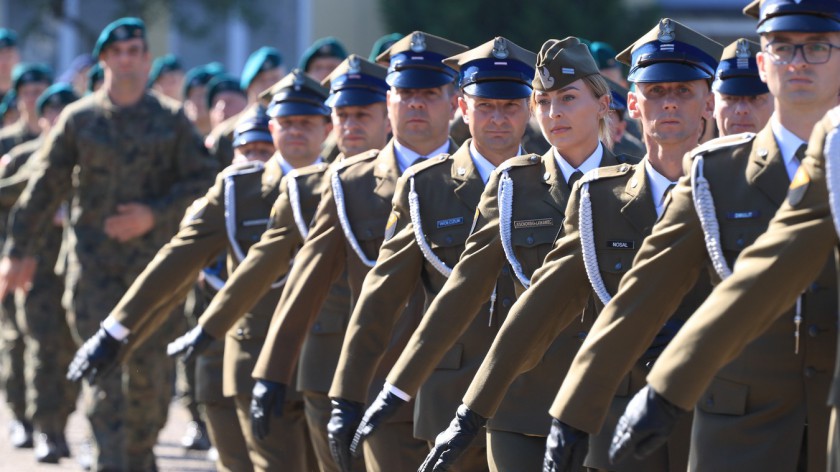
(93, 17), (145, 58)
(617, 18), (722, 83)
(322, 54), (388, 108)
(266, 69), (330, 118)
(532, 37), (600, 92)
(744, 0), (840, 33)
(713, 38), (769, 96)
(377, 31), (468, 89)
(241, 47), (283, 91)
(298, 36), (348, 71)
(36, 83), (78, 116)
(444, 36), (536, 99)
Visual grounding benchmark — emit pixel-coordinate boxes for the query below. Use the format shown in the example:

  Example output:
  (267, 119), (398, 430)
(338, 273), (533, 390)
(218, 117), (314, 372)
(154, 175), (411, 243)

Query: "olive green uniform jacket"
(554, 126), (836, 472)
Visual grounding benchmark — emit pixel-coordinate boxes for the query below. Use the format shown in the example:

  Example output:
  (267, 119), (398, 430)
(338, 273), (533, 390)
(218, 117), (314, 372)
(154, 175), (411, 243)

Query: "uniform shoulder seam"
(689, 132), (756, 159)
(580, 162), (634, 184)
(497, 153), (541, 172)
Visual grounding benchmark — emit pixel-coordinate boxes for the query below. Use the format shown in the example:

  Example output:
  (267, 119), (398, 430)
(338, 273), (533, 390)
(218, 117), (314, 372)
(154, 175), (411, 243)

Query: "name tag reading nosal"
(436, 217), (464, 229)
(726, 211), (760, 220)
(607, 240), (634, 249)
(514, 218), (553, 229)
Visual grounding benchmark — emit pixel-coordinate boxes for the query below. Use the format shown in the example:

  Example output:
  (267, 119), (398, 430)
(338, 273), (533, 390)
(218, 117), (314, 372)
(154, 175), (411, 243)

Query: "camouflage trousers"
(16, 268), (78, 434)
(1, 294), (26, 422)
(67, 273), (176, 472)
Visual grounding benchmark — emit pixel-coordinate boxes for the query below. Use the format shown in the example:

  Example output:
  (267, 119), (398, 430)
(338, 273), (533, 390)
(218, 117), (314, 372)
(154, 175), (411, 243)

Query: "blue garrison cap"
(12, 63), (53, 91)
(744, 0), (840, 33)
(36, 83), (78, 116)
(148, 54), (182, 86)
(605, 78), (628, 111)
(298, 37), (348, 72)
(266, 69), (330, 118)
(182, 62), (225, 97)
(713, 39), (769, 97)
(0, 29), (16, 49)
(322, 55), (388, 107)
(87, 64), (103, 93)
(93, 17), (145, 58)
(0, 90), (16, 117)
(369, 33), (403, 62)
(378, 31), (468, 89)
(241, 47), (283, 91)
(617, 18), (723, 83)
(206, 74), (245, 109)
(444, 37), (536, 99)
(233, 109), (273, 148)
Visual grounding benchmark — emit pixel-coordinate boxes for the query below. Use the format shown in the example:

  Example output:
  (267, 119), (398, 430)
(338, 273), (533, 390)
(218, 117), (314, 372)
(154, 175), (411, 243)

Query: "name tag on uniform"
(514, 218), (553, 229)
(606, 240), (634, 249)
(436, 217), (464, 228)
(726, 211), (760, 220)
(242, 218), (271, 226)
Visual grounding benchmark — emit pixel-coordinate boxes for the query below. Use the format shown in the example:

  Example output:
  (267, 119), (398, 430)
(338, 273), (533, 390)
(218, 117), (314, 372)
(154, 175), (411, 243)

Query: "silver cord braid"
(691, 156), (732, 280)
(499, 170), (531, 288)
(331, 170), (376, 267)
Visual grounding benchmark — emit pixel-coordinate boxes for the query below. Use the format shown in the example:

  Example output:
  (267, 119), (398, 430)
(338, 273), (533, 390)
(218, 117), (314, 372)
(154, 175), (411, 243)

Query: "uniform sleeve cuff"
(102, 316), (131, 341)
(385, 382), (412, 401)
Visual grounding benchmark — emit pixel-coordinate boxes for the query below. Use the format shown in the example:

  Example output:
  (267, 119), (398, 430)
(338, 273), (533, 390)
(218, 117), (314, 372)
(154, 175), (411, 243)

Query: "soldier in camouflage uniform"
(0, 63), (52, 155)
(0, 84), (80, 463)
(0, 29), (19, 105)
(0, 18), (216, 471)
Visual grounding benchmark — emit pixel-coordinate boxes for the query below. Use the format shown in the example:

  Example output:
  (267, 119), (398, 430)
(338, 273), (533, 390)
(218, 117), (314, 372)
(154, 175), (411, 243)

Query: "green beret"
(0, 29), (16, 49)
(0, 90), (16, 117)
(369, 33), (403, 62)
(148, 54), (183, 86)
(588, 41), (619, 70)
(298, 37), (347, 71)
(241, 47), (283, 91)
(87, 63), (104, 93)
(36, 83), (78, 116)
(182, 62), (225, 97)
(206, 74), (244, 109)
(11, 63), (53, 91)
(93, 17), (145, 58)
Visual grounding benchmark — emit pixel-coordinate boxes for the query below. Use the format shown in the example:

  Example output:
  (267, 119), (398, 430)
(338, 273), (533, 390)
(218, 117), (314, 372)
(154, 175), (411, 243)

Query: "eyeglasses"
(763, 41), (840, 65)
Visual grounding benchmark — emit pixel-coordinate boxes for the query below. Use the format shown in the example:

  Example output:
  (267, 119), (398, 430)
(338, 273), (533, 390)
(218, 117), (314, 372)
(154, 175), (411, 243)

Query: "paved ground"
(0, 393), (215, 471)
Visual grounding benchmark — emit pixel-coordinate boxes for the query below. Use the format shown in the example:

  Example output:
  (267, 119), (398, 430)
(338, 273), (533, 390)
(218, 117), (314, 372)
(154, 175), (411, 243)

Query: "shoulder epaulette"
(580, 162), (634, 185)
(288, 162), (328, 179)
(689, 132), (755, 159)
(222, 160), (264, 177)
(616, 153), (642, 165)
(335, 149), (379, 171)
(496, 153), (541, 173)
(405, 153), (451, 177)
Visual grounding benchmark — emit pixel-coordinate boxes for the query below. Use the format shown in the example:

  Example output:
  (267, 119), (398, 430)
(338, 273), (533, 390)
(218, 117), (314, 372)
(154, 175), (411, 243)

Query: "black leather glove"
(640, 320), (684, 369)
(350, 388), (407, 457)
(66, 326), (123, 384)
(543, 417), (589, 472)
(327, 397), (364, 472)
(166, 325), (214, 363)
(250, 379), (286, 440)
(419, 404), (486, 472)
(609, 385), (687, 465)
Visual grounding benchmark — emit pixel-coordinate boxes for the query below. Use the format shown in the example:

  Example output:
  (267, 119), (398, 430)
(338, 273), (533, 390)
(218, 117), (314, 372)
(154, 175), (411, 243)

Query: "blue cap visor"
(266, 101), (330, 118)
(758, 14), (840, 33)
(233, 129), (273, 147)
(386, 69), (455, 89)
(713, 75), (770, 96)
(628, 62), (713, 83)
(325, 88), (386, 108)
(462, 81), (532, 100)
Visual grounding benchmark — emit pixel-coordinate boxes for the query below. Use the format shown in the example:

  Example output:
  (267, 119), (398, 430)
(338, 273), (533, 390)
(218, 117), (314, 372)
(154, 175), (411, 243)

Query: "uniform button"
(445, 236), (453, 244)
(810, 282), (822, 292)
(236, 328), (245, 337)
(804, 366), (816, 378)
(576, 331), (587, 341)
(313, 323), (322, 333)
(809, 325), (820, 337)
(614, 262), (623, 271)
(526, 236), (534, 245)
(366, 229), (373, 237)
(501, 266), (510, 276)
(502, 298), (512, 308)
(705, 394), (715, 407)
(736, 237), (745, 248)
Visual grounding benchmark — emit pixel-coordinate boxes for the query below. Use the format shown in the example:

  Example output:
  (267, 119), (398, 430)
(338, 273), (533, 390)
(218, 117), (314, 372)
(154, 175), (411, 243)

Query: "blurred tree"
(378, 0), (660, 55)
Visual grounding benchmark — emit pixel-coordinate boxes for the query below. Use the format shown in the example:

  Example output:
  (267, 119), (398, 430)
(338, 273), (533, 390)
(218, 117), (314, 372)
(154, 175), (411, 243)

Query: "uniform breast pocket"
(76, 132), (117, 187)
(697, 376), (749, 416)
(426, 224), (469, 268)
(719, 224), (766, 262)
(235, 219), (270, 251)
(510, 225), (560, 273)
(351, 215), (388, 259)
(596, 247), (636, 285)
